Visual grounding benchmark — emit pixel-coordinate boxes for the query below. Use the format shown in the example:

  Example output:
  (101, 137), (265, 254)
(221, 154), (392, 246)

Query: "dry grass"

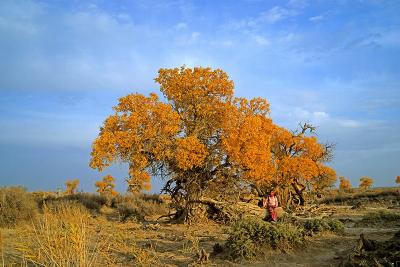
(10, 203), (107, 266)
(106, 230), (159, 266)
(2, 200), (159, 266)
(0, 186), (38, 227)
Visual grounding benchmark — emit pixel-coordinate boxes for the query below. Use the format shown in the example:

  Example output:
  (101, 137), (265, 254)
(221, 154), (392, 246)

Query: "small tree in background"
(339, 176), (351, 192)
(396, 176), (400, 186)
(95, 175), (118, 200)
(359, 176), (373, 190)
(64, 179), (80, 195)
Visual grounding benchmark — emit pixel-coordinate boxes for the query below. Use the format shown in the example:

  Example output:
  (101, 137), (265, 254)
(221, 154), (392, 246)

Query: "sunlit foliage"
(95, 175), (118, 198)
(269, 124), (336, 206)
(339, 176), (351, 191)
(64, 179), (80, 195)
(359, 176), (373, 190)
(90, 66), (336, 220)
(396, 176), (400, 185)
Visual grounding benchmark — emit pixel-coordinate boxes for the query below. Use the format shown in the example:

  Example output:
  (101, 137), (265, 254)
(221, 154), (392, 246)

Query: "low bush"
(303, 217), (344, 235)
(114, 194), (170, 221)
(0, 186), (38, 227)
(320, 189), (399, 205)
(360, 210), (400, 225)
(225, 217), (304, 260)
(40, 193), (108, 212)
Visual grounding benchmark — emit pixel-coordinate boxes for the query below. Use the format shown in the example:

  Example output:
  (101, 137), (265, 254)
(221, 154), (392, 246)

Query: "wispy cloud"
(260, 6), (296, 24)
(309, 15), (323, 22)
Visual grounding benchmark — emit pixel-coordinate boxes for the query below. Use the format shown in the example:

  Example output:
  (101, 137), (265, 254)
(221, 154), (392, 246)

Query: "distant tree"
(396, 176), (400, 185)
(95, 175), (118, 198)
(359, 177), (373, 190)
(339, 176), (351, 192)
(64, 179), (80, 195)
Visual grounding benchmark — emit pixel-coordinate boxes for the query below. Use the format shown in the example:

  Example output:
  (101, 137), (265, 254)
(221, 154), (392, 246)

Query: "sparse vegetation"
(320, 188), (399, 205)
(225, 217), (304, 259)
(0, 186), (38, 227)
(1, 185), (399, 266)
(359, 210), (400, 225)
(303, 217), (344, 235)
(41, 192), (108, 212)
(10, 203), (106, 266)
(116, 194), (170, 221)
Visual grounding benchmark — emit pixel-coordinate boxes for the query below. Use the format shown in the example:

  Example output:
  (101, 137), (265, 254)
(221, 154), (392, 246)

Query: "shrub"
(360, 210), (400, 225)
(41, 193), (108, 213)
(303, 217), (344, 235)
(115, 194), (170, 221)
(225, 217), (303, 259)
(0, 186), (38, 227)
(117, 202), (145, 222)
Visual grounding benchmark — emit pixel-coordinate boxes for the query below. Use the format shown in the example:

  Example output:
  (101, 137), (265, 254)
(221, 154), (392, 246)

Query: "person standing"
(263, 191), (279, 222)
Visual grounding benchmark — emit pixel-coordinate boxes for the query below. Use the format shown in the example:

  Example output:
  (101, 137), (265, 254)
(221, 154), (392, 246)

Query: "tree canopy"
(359, 177), (373, 189)
(339, 176), (351, 191)
(64, 179), (80, 195)
(90, 66), (336, 221)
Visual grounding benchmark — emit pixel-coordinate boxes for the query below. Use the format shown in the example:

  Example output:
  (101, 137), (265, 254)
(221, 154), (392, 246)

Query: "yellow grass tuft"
(11, 203), (107, 266)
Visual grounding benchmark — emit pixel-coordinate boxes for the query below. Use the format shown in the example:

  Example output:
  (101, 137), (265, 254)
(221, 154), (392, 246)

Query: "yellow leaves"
(222, 110), (274, 184)
(64, 179), (80, 195)
(155, 66), (234, 138)
(90, 93), (180, 172)
(175, 136), (208, 170)
(89, 66), (337, 198)
(279, 157), (319, 181)
(359, 176), (373, 189)
(396, 176), (400, 184)
(339, 176), (351, 191)
(95, 175), (118, 197)
(270, 124), (336, 189)
(156, 67), (234, 105)
(127, 170), (151, 193)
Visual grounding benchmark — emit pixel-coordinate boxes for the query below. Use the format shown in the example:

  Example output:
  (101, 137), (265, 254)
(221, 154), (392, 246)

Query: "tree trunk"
(291, 182), (305, 206)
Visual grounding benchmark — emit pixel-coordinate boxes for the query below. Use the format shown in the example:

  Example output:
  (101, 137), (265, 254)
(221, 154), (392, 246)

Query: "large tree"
(90, 66), (336, 221)
(267, 123), (336, 207)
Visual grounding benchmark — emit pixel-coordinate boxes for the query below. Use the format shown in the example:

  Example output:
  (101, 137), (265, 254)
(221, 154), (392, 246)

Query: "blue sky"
(0, 0), (399, 193)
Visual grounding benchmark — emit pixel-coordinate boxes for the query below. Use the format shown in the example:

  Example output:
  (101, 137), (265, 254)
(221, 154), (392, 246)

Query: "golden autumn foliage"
(269, 124), (336, 206)
(396, 176), (400, 185)
(339, 176), (351, 191)
(95, 175), (118, 198)
(64, 179), (80, 195)
(359, 176), (373, 190)
(90, 66), (336, 219)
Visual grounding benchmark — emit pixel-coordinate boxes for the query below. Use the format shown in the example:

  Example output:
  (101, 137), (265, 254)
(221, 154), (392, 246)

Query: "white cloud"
(190, 31), (200, 42)
(309, 15), (323, 22)
(252, 35), (270, 46)
(337, 119), (363, 128)
(261, 6), (294, 24)
(175, 22), (187, 30)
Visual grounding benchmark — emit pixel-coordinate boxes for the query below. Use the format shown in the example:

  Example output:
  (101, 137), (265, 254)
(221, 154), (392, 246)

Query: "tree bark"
(291, 182), (305, 206)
